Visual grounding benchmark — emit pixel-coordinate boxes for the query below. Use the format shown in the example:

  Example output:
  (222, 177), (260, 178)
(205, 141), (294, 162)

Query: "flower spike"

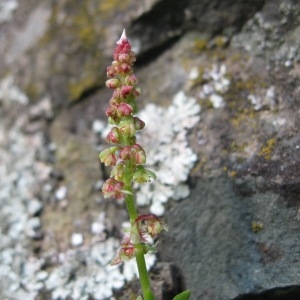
(99, 30), (169, 300)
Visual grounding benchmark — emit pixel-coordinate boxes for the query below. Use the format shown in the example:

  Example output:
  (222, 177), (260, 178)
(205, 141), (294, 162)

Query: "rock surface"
(0, 0), (300, 299)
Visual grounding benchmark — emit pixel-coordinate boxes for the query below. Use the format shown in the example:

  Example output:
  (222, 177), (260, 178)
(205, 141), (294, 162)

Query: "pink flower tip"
(116, 29), (127, 45)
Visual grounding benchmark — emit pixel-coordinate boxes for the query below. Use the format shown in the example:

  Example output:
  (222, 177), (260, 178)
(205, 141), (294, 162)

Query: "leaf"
(173, 290), (191, 300)
(136, 296), (143, 300)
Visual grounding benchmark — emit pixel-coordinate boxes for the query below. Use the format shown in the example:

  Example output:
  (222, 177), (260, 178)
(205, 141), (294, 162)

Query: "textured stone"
(0, 0), (300, 299)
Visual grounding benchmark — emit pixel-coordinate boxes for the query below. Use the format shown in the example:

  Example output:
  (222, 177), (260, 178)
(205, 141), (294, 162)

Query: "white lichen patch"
(231, 4), (300, 66)
(0, 0), (18, 23)
(135, 90), (200, 215)
(0, 76), (29, 105)
(248, 85), (276, 111)
(198, 64), (230, 108)
(44, 236), (156, 300)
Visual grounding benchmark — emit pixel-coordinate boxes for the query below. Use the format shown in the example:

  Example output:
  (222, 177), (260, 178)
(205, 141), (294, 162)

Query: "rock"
(54, 185), (67, 201)
(0, 0), (300, 299)
(71, 233), (84, 247)
(27, 199), (43, 216)
(91, 222), (105, 235)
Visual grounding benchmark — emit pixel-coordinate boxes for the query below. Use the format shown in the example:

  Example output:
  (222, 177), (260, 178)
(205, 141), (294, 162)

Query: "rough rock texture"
(1, 0), (300, 299)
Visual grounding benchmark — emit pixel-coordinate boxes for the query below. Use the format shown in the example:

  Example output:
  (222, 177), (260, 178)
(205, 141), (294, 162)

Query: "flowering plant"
(99, 29), (190, 300)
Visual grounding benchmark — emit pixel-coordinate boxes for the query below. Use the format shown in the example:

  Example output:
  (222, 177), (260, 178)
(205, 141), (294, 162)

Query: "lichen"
(198, 64), (230, 109)
(135, 91), (201, 216)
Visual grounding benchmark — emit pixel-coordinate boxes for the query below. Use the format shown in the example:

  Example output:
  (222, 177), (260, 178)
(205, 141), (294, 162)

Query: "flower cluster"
(112, 214), (168, 265)
(100, 30), (167, 267)
(99, 29), (190, 300)
(99, 30), (156, 201)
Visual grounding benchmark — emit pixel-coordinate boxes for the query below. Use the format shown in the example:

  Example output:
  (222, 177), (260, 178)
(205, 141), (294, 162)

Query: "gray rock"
(27, 199), (43, 216)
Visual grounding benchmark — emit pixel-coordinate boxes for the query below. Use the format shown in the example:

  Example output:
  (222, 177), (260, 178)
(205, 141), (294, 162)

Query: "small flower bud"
(114, 65), (123, 73)
(102, 178), (124, 200)
(112, 88), (122, 101)
(121, 63), (131, 73)
(106, 127), (121, 144)
(117, 103), (133, 117)
(99, 147), (119, 166)
(133, 117), (145, 131)
(106, 66), (116, 77)
(105, 78), (120, 89)
(119, 53), (129, 62)
(129, 51), (136, 63)
(106, 105), (117, 118)
(119, 144), (146, 164)
(111, 235), (135, 265)
(133, 87), (141, 97)
(120, 86), (133, 97)
(111, 161), (126, 181)
(125, 74), (139, 86)
(120, 123), (136, 137)
(132, 144), (146, 165)
(119, 146), (131, 161)
(135, 214), (168, 238)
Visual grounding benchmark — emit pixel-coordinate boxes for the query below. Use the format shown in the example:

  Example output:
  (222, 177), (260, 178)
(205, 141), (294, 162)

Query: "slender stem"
(125, 192), (138, 221)
(125, 190), (155, 300)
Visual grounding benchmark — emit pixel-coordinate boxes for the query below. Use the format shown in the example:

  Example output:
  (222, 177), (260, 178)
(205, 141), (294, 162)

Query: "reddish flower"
(117, 103), (133, 117)
(135, 214), (168, 239)
(125, 74), (139, 86)
(111, 235), (135, 265)
(133, 117), (145, 131)
(106, 127), (121, 144)
(120, 63), (131, 73)
(118, 53), (129, 62)
(106, 104), (118, 119)
(112, 88), (122, 100)
(131, 144), (146, 165)
(99, 147), (119, 166)
(120, 85), (133, 97)
(106, 66), (116, 78)
(119, 145), (146, 165)
(102, 178), (125, 200)
(105, 78), (120, 89)
(133, 87), (141, 97)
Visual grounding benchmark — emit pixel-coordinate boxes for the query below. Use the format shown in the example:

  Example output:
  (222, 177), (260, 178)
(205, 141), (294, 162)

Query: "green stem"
(125, 189), (155, 300)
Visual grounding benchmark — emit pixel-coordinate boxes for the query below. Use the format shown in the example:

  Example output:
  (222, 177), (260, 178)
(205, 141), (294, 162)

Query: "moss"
(38, 0), (110, 102)
(225, 76), (270, 131)
(252, 221), (264, 233)
(98, 0), (131, 15)
(193, 38), (208, 53)
(228, 170), (237, 177)
(259, 138), (276, 160)
(211, 35), (229, 49)
(68, 71), (101, 100)
(23, 82), (38, 102)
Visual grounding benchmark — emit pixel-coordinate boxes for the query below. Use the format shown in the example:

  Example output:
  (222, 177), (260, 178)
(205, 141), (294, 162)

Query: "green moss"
(193, 38), (208, 53)
(259, 138), (276, 160)
(68, 72), (100, 100)
(225, 76), (270, 130)
(252, 221), (264, 233)
(211, 35), (228, 49)
(24, 82), (38, 102)
(98, 0), (131, 14)
(38, 1), (109, 102)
